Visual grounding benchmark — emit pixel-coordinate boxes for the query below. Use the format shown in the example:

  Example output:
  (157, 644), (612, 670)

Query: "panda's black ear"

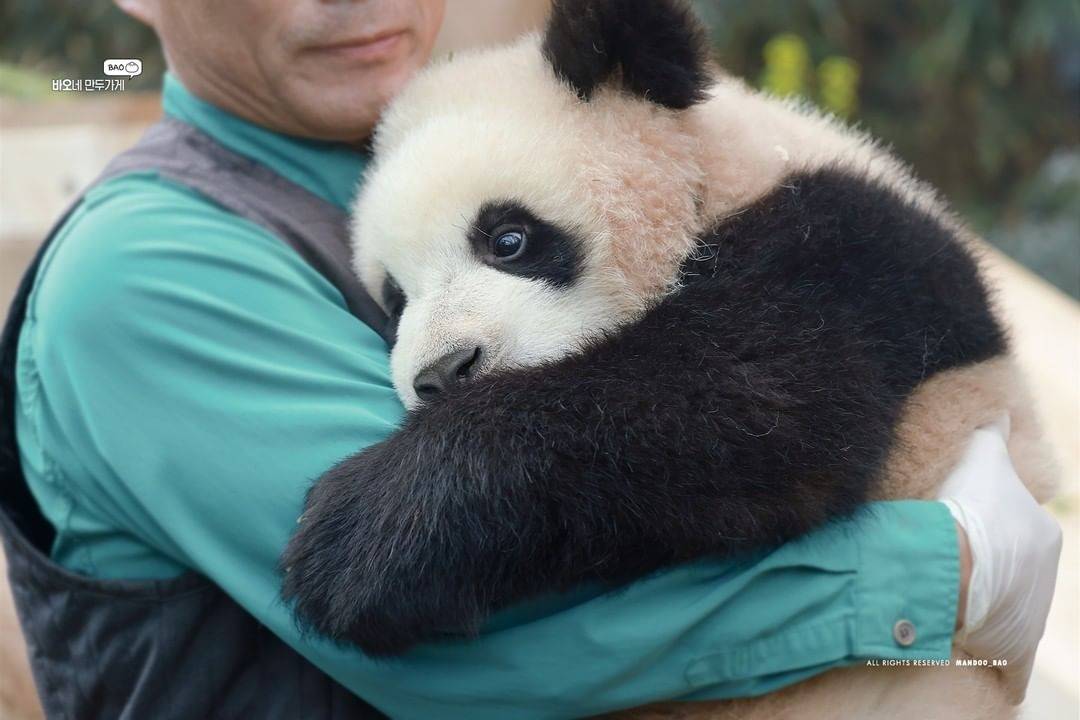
(541, 0), (712, 110)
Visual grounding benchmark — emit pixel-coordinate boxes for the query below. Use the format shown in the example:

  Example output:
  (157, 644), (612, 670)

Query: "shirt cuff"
(851, 500), (959, 660)
(681, 500), (959, 701)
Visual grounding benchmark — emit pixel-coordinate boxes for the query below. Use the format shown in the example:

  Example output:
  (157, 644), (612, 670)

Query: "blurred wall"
(435, 0), (550, 55)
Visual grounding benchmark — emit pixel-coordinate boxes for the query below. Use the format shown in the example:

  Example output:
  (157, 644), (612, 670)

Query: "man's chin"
(278, 70), (414, 141)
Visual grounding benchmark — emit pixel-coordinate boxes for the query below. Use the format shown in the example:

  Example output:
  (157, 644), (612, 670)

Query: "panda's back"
(680, 165), (1006, 398)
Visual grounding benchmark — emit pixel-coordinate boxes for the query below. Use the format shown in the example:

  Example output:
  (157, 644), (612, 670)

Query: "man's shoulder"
(29, 170), (338, 336)
(56, 170), (298, 272)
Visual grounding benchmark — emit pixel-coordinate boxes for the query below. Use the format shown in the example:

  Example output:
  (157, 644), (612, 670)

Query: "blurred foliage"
(695, 0), (1080, 297)
(0, 61), (58, 99)
(0, 0), (163, 92)
(816, 55), (860, 118)
(758, 34), (861, 118)
(0, 0), (1077, 296)
(761, 33), (812, 98)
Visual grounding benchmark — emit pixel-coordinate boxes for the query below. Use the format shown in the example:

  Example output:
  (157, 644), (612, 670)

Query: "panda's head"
(353, 0), (714, 408)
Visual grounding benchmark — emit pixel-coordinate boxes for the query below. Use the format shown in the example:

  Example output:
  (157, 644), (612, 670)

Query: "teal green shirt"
(13, 74), (959, 719)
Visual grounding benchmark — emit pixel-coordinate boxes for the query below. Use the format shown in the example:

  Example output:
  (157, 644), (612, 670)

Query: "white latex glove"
(937, 415), (1062, 704)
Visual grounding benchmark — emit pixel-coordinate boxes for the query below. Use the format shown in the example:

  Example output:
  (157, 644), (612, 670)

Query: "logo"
(104, 59), (143, 79)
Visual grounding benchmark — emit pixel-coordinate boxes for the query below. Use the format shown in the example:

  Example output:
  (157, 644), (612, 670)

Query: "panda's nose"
(412, 346), (482, 402)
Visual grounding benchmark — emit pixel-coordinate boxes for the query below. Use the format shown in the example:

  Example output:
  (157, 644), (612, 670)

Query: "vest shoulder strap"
(100, 117), (390, 337)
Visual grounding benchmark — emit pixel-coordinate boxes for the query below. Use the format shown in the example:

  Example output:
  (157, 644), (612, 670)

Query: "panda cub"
(282, 1), (1056, 716)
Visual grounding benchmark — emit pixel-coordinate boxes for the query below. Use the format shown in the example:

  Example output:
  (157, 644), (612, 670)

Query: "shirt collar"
(161, 73), (366, 210)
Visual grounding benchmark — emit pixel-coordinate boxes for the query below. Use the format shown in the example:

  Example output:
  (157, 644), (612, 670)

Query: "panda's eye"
(381, 274), (406, 347)
(491, 227), (527, 260)
(382, 274), (406, 317)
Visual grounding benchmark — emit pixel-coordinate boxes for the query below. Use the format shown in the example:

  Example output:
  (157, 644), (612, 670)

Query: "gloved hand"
(937, 415), (1062, 704)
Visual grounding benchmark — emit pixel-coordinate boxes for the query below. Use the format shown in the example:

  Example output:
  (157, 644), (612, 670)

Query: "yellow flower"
(818, 56), (860, 117)
(761, 34), (810, 98)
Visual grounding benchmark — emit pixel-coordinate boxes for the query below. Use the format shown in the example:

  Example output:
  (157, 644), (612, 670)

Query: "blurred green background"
(2, 0), (1078, 297)
(694, 0), (1080, 299)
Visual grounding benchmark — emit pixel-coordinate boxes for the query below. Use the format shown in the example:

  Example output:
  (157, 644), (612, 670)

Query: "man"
(0, 1), (1061, 718)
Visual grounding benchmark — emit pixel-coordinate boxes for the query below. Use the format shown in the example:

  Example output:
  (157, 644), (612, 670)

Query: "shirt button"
(893, 619), (917, 647)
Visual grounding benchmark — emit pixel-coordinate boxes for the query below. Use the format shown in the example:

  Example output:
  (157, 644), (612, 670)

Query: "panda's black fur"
(541, 0), (713, 109)
(281, 0), (1006, 656)
(467, 200), (586, 288)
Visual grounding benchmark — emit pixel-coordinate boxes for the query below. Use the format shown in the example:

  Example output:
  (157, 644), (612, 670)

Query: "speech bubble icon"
(104, 58), (143, 79)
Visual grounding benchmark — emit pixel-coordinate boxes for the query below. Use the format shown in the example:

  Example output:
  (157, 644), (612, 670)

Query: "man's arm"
(18, 176), (960, 719)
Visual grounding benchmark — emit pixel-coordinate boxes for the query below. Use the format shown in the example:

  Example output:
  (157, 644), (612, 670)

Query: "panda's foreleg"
(279, 264), (895, 655)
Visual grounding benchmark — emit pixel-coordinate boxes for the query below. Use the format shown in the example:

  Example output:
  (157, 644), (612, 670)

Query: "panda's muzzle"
(412, 346), (483, 402)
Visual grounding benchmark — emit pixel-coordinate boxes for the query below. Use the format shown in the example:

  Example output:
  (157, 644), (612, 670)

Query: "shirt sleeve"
(18, 176), (959, 720)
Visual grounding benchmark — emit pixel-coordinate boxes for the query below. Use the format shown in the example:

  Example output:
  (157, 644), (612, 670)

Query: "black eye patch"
(381, 274), (406, 347)
(468, 200), (583, 288)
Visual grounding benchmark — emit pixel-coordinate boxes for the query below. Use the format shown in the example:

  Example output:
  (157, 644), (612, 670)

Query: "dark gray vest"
(0, 118), (389, 719)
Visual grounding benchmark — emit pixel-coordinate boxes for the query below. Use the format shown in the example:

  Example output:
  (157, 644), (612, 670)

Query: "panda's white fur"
(295, 4), (1058, 718)
(354, 36), (706, 406)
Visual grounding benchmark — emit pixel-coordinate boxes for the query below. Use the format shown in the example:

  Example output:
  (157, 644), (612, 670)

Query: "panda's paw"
(280, 439), (491, 655)
(335, 577), (489, 657)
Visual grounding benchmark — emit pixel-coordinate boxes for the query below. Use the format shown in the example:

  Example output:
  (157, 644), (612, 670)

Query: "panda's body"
(282, 2), (1058, 717)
